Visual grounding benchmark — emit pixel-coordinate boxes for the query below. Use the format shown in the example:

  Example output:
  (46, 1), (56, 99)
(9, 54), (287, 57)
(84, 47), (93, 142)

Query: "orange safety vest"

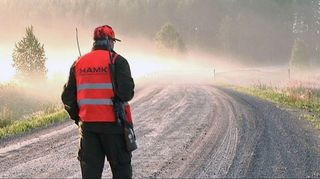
(74, 50), (133, 123)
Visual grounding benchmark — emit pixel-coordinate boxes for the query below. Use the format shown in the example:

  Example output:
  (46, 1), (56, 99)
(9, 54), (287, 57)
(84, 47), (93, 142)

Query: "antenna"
(76, 28), (82, 56)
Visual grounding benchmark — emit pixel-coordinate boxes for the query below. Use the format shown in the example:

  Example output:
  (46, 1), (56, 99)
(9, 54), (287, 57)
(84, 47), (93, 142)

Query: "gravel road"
(0, 84), (319, 178)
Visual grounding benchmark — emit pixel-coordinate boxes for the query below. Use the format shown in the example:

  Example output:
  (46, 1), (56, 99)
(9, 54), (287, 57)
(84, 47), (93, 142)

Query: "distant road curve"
(0, 84), (319, 178)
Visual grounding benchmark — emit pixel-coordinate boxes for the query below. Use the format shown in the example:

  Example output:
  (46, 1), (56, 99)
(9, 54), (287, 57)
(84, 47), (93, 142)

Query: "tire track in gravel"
(176, 86), (239, 178)
(220, 87), (320, 178)
(131, 84), (221, 178)
(0, 122), (80, 178)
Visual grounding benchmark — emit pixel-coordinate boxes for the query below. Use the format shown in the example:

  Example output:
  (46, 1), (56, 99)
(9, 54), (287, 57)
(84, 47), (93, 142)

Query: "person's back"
(62, 25), (135, 179)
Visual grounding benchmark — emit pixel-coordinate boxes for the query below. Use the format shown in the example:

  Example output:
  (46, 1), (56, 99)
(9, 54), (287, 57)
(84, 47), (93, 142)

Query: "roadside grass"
(233, 82), (320, 129)
(0, 83), (60, 120)
(0, 82), (68, 139)
(0, 110), (68, 139)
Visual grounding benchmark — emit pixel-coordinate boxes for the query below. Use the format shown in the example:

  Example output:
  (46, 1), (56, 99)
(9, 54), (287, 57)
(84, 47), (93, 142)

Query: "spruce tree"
(12, 26), (47, 82)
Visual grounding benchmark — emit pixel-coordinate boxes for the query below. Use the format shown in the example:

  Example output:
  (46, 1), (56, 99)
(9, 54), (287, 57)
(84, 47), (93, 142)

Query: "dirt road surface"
(0, 84), (319, 178)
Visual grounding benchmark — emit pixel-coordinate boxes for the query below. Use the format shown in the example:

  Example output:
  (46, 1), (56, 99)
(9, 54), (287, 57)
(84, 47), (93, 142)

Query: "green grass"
(234, 86), (320, 129)
(0, 83), (67, 139)
(0, 110), (68, 139)
(303, 114), (320, 129)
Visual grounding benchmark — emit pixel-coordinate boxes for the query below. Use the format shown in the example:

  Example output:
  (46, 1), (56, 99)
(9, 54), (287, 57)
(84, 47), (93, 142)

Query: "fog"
(0, 0), (320, 88)
(0, 19), (242, 86)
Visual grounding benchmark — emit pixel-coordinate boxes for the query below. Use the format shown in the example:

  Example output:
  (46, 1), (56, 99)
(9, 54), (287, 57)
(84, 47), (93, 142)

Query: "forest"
(0, 0), (320, 67)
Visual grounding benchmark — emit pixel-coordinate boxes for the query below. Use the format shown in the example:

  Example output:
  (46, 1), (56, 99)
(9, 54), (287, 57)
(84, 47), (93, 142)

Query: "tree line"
(3, 0), (320, 69)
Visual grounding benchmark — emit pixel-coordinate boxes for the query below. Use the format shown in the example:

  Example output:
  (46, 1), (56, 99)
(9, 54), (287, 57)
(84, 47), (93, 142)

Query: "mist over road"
(0, 84), (319, 178)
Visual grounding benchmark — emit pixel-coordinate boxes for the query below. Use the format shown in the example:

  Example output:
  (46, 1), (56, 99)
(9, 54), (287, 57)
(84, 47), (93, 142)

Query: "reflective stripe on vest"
(77, 83), (113, 91)
(78, 99), (113, 106)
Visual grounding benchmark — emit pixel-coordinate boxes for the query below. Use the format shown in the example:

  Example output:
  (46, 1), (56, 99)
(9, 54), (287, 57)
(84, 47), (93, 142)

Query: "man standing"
(61, 25), (135, 179)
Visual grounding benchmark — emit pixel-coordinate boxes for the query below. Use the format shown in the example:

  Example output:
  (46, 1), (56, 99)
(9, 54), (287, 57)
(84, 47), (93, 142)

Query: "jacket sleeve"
(114, 55), (135, 102)
(61, 62), (79, 124)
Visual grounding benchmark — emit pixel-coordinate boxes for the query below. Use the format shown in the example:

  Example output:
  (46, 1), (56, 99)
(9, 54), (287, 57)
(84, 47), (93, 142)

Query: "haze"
(0, 0), (319, 86)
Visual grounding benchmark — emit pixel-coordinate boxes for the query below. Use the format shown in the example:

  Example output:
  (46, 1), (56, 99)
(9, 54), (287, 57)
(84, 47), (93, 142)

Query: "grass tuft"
(235, 85), (320, 130)
(0, 110), (68, 139)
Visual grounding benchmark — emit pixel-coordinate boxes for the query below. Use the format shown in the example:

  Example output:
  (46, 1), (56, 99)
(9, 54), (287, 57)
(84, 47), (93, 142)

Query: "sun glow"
(129, 53), (168, 78)
(125, 50), (219, 85)
(0, 47), (15, 83)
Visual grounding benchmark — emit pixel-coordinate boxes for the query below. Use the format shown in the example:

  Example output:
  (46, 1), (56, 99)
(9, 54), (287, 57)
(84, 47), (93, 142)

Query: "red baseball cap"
(93, 25), (121, 42)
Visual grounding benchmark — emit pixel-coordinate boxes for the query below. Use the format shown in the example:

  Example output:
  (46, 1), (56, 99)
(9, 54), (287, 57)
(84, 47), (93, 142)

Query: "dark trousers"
(78, 129), (132, 179)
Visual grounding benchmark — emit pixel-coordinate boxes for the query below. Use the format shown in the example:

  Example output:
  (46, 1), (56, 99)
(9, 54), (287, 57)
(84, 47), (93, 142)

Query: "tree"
(155, 23), (187, 53)
(12, 26), (47, 82)
(219, 16), (233, 53)
(311, 0), (320, 66)
(290, 38), (309, 70)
